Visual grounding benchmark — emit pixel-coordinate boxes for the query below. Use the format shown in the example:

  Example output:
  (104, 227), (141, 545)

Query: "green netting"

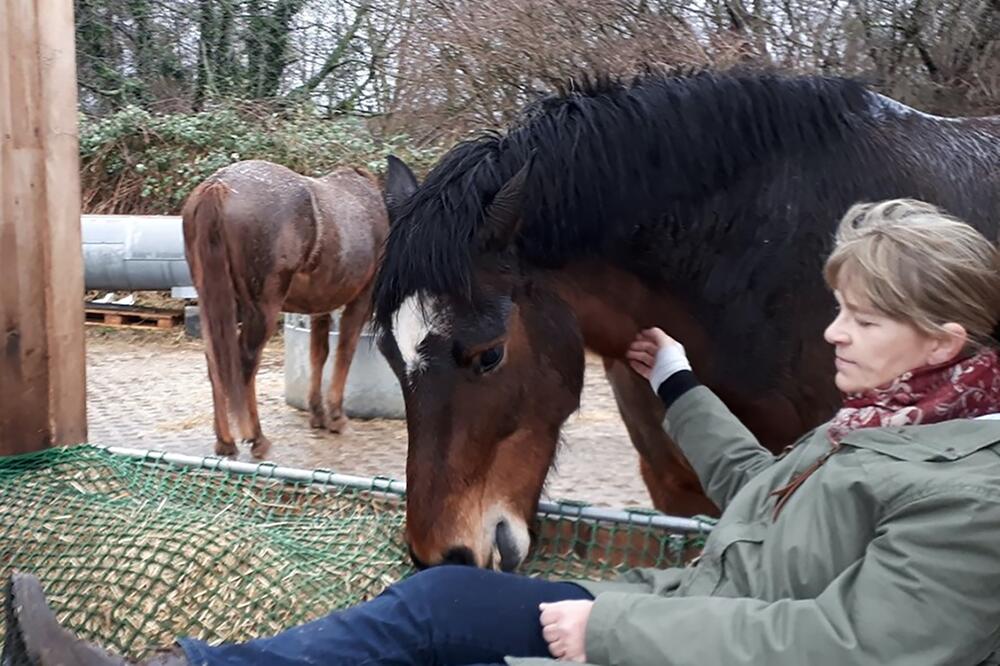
(0, 445), (710, 658)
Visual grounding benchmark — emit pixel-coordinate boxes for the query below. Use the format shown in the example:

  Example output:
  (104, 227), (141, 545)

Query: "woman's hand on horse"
(627, 327), (692, 391)
(539, 600), (593, 662)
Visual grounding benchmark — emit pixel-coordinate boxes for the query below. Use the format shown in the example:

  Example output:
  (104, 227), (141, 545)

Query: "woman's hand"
(626, 327), (691, 391)
(539, 600), (593, 662)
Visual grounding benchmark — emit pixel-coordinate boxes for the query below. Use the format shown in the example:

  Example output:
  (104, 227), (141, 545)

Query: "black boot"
(1, 572), (188, 666)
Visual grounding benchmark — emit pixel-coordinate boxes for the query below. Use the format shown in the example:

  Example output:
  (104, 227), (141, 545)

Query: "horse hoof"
(326, 414), (349, 434)
(250, 437), (272, 459)
(308, 412), (325, 429)
(215, 440), (238, 457)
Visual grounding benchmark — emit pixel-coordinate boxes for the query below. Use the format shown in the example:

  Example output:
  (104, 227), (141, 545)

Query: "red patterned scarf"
(771, 349), (1000, 519)
(826, 349), (1000, 444)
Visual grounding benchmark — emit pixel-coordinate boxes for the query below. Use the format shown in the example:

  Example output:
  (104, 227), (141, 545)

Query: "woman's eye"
(475, 346), (505, 374)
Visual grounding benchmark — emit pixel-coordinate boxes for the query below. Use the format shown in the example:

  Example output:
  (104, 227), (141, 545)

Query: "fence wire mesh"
(0, 445), (710, 658)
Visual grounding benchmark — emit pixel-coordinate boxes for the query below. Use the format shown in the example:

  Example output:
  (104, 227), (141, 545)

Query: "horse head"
(377, 154), (584, 571)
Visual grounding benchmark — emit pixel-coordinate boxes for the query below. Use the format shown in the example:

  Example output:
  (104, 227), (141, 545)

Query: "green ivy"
(79, 103), (443, 214)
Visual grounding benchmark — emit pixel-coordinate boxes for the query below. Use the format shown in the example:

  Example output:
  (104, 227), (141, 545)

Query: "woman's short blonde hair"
(824, 198), (1000, 349)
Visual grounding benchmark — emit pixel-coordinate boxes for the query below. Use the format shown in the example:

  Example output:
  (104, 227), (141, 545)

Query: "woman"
(7, 198), (1000, 665)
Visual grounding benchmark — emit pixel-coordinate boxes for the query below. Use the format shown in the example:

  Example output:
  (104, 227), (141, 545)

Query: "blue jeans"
(178, 566), (593, 665)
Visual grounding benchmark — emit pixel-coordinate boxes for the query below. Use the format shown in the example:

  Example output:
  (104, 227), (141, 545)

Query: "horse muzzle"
(406, 507), (532, 571)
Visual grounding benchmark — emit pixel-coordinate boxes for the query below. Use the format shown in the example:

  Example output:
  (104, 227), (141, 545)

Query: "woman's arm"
(628, 328), (777, 509)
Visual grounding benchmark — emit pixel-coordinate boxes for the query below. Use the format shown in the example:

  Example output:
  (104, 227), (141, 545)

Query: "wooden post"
(0, 0), (87, 454)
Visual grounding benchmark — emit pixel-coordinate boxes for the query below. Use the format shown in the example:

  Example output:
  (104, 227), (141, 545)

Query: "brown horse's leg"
(206, 353), (238, 456)
(602, 357), (720, 517)
(308, 313), (332, 429)
(238, 299), (283, 459)
(245, 371), (269, 457)
(324, 290), (371, 433)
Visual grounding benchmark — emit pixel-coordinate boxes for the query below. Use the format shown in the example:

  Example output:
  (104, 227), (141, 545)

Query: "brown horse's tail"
(182, 181), (249, 438)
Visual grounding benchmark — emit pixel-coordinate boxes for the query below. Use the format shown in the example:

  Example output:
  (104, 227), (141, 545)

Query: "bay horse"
(182, 158), (406, 458)
(374, 70), (1000, 571)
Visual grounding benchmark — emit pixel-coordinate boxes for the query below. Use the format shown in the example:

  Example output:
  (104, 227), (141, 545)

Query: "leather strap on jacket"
(769, 444), (841, 520)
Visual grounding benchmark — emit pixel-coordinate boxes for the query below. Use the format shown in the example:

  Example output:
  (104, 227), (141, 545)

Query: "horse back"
(880, 112), (1000, 231)
(269, 166), (390, 312)
(308, 167), (390, 260)
(192, 160), (319, 279)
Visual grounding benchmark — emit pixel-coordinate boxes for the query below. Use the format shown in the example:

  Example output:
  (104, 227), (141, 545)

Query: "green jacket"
(510, 386), (1000, 666)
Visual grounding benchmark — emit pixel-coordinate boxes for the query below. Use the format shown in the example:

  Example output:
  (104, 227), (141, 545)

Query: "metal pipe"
(99, 445), (714, 533)
(101, 444), (407, 494)
(82, 214), (192, 291)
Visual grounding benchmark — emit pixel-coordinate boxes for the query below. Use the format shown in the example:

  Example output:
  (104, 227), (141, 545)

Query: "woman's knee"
(377, 565), (497, 630)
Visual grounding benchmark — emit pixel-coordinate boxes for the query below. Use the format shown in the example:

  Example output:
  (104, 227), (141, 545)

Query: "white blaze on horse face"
(391, 293), (449, 378)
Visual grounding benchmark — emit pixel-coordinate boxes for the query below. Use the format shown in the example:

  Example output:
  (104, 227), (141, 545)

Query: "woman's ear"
(927, 323), (968, 365)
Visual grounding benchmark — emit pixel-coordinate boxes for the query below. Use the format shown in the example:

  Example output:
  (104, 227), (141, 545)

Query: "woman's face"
(823, 282), (960, 393)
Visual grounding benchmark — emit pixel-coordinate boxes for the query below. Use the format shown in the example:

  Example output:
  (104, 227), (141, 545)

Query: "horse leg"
(324, 291), (370, 433)
(602, 357), (720, 517)
(308, 313), (332, 429)
(237, 298), (283, 459)
(205, 353), (238, 456)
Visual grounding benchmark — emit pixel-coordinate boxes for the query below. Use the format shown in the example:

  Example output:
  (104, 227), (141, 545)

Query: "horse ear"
(385, 155), (419, 210)
(478, 155), (534, 252)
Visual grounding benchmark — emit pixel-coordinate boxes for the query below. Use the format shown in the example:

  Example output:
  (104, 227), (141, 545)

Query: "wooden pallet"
(84, 303), (183, 330)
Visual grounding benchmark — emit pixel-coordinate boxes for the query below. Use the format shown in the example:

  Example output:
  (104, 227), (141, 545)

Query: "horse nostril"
(441, 546), (477, 567)
(408, 544), (431, 570)
(495, 521), (521, 572)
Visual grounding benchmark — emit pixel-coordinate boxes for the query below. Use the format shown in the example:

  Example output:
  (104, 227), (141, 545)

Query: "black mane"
(374, 69), (876, 329)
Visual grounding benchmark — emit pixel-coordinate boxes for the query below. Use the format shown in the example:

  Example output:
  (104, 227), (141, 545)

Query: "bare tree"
(383, 0), (997, 142)
(75, 0), (999, 129)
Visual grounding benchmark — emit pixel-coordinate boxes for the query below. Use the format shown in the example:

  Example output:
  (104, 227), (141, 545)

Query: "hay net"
(0, 445), (710, 659)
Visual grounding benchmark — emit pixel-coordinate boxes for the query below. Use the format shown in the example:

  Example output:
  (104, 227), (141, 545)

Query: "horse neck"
(543, 259), (838, 447)
(541, 260), (711, 366)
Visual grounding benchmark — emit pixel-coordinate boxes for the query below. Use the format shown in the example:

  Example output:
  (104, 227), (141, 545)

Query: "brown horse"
(375, 70), (1000, 571)
(182, 158), (403, 458)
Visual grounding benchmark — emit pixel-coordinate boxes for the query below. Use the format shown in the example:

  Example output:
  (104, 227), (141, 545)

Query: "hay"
(0, 446), (705, 658)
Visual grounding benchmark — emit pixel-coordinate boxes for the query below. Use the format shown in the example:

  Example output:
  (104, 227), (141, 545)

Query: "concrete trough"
(283, 313), (405, 420)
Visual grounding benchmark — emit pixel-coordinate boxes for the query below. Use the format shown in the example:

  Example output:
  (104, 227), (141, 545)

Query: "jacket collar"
(838, 417), (1000, 461)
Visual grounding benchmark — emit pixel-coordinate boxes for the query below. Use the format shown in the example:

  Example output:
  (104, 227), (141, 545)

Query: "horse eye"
(475, 346), (505, 374)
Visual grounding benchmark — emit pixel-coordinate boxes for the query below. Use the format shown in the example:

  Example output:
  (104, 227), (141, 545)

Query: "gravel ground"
(85, 327), (652, 508)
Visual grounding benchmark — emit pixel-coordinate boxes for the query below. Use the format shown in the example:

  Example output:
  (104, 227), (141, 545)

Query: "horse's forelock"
(373, 138), (514, 329)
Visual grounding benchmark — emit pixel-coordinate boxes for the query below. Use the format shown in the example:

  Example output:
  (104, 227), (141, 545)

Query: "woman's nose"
(824, 317), (848, 345)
